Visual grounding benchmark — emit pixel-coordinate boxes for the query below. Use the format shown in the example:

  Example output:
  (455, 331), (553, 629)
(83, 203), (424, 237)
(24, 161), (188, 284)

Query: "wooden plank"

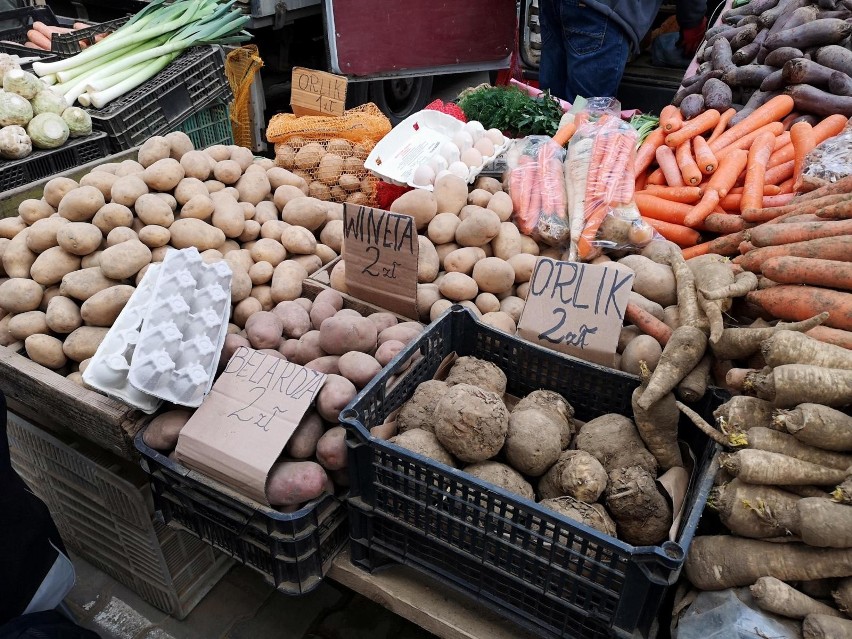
(290, 67), (347, 117)
(329, 548), (540, 639)
(0, 345), (150, 460)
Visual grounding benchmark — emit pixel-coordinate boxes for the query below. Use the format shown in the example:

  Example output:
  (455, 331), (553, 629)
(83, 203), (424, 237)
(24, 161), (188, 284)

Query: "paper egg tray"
(127, 248), (233, 408)
(82, 264), (164, 413)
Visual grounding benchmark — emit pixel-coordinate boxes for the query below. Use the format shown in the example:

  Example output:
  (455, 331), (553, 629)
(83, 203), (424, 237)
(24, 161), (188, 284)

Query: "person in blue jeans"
(539, 0), (708, 103)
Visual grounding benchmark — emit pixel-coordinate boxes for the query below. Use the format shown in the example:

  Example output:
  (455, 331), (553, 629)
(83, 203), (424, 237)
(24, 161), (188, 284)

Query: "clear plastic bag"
(565, 99), (656, 261)
(800, 119), (852, 191)
(673, 588), (800, 639)
(507, 135), (570, 248)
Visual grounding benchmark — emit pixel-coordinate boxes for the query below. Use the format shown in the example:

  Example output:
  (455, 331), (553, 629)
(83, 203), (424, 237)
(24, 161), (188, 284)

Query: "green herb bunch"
(457, 86), (564, 137)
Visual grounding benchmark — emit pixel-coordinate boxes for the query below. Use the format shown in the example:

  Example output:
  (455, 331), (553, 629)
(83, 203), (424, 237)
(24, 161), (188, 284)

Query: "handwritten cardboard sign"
(290, 67), (347, 117)
(517, 258), (634, 366)
(175, 347), (326, 504)
(342, 203), (419, 318)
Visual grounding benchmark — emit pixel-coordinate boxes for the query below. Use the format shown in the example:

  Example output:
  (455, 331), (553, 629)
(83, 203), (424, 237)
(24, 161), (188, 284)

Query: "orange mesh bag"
(267, 103), (391, 205)
(226, 45), (264, 149)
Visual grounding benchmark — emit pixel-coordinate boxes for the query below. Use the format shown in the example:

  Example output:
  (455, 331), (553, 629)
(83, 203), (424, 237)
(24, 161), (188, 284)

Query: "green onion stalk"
(629, 113), (660, 148)
(33, 0), (250, 109)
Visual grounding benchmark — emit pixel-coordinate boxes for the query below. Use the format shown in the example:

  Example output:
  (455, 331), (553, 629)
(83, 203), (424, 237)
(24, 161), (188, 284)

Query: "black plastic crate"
(50, 17), (128, 57)
(0, 41), (57, 69)
(0, 5), (59, 43)
(340, 306), (725, 639)
(88, 45), (232, 152)
(0, 132), (110, 192)
(134, 432), (349, 595)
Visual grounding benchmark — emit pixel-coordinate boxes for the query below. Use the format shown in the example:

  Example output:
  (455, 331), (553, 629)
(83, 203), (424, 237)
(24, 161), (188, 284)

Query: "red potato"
(315, 374), (356, 421)
(316, 426), (348, 471)
(305, 356), (340, 375)
(265, 460), (329, 506)
(244, 311), (284, 350)
(143, 409), (193, 452)
(337, 351), (382, 389)
(284, 411), (324, 459)
(318, 316), (377, 355)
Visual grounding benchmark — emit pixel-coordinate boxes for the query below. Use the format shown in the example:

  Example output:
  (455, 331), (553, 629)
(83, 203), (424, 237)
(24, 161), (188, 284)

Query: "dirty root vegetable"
(632, 362), (683, 470)
(774, 404), (852, 452)
(721, 449), (850, 485)
(605, 466), (672, 546)
(751, 577), (843, 620)
(709, 478), (801, 539)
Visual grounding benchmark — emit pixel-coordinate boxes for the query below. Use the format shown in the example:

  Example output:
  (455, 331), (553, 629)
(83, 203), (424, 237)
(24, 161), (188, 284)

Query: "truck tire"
(348, 77), (434, 124)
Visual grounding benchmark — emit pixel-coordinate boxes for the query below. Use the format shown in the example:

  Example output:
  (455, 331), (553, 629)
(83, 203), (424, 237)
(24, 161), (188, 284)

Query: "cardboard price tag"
(342, 203), (419, 318)
(517, 258), (634, 366)
(175, 347), (326, 504)
(290, 67), (347, 117)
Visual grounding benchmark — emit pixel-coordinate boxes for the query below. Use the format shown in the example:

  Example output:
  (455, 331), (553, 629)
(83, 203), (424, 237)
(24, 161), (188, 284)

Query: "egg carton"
(127, 248), (233, 408)
(82, 264), (164, 413)
(364, 109), (510, 190)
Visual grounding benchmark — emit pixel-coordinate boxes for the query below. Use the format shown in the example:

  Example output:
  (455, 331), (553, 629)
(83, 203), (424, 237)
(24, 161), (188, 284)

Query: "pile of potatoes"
(274, 138), (375, 205)
(376, 355), (675, 546)
(0, 132), (353, 380)
(142, 287), (423, 508)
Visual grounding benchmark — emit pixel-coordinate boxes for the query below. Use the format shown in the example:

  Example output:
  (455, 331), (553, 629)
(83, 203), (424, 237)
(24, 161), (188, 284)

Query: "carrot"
(26, 29), (51, 50)
(643, 217), (701, 247)
(646, 168), (666, 185)
(709, 95), (795, 153)
(747, 285), (852, 331)
(707, 107), (736, 145)
(637, 325), (708, 410)
(655, 145), (684, 187)
(625, 302), (672, 346)
(774, 404), (852, 452)
(33, 21), (72, 36)
(742, 192), (852, 223)
(640, 185), (701, 204)
(635, 193), (690, 224)
(767, 142), (794, 169)
(763, 160), (794, 185)
(736, 236), (852, 272)
(684, 189), (721, 228)
(681, 242), (710, 259)
(749, 219), (852, 248)
(715, 122), (786, 161)
(796, 175), (852, 202)
(702, 213), (745, 234)
(761, 256), (852, 291)
(790, 121), (816, 192)
(812, 113), (849, 143)
(816, 200), (852, 219)
(763, 193), (795, 207)
(805, 325), (852, 351)
(707, 148), (749, 200)
(635, 171), (647, 192)
(692, 136), (717, 175)
(740, 131), (776, 213)
(634, 127), (665, 176)
(682, 230), (747, 259)
(660, 105), (683, 133)
(739, 240), (754, 254)
(774, 131), (791, 149)
(665, 109), (721, 148)
(675, 142), (702, 186)
(552, 121), (577, 147)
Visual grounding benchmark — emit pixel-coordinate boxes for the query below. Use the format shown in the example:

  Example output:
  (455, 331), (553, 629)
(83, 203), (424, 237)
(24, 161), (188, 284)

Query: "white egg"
(451, 131), (473, 154)
(448, 161), (470, 179)
(429, 154), (448, 174)
(463, 120), (485, 141)
(474, 137), (495, 158)
(486, 128), (505, 146)
(439, 141), (460, 164)
(412, 164), (436, 186)
(460, 147), (483, 168)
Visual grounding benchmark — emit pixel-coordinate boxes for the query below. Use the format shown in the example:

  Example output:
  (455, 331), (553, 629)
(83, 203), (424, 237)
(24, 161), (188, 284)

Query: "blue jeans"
(538, 0), (630, 104)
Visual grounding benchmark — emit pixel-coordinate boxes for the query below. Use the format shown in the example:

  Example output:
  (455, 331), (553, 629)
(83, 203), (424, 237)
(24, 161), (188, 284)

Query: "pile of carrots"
(23, 21), (108, 52)
(631, 94), (848, 253)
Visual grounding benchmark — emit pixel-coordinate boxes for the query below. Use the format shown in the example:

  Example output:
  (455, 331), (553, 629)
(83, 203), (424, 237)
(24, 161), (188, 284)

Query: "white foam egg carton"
(127, 248), (233, 408)
(82, 263), (164, 413)
(364, 109), (510, 190)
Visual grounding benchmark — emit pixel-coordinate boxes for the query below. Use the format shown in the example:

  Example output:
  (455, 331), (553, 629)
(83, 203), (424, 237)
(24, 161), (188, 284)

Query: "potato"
(171, 177), (207, 206)
(271, 261), (307, 303)
(212, 159), (241, 185)
(106, 227), (137, 247)
(169, 218), (226, 251)
(417, 236), (439, 284)
(282, 197), (326, 231)
(319, 315), (377, 355)
(267, 167), (308, 192)
(327, 138), (353, 155)
(375, 339), (406, 368)
(319, 220), (343, 253)
(0, 217), (26, 242)
(137, 225), (170, 249)
(285, 411), (324, 459)
(305, 355), (340, 375)
(491, 223), (522, 260)
(318, 241), (338, 263)
(63, 326), (109, 362)
(43, 177), (77, 209)
(224, 249), (254, 274)
(251, 285), (274, 311)
(226, 264), (250, 303)
(18, 199), (54, 225)
(499, 296), (525, 324)
(473, 176), (502, 194)
(80, 285), (134, 326)
(92, 203), (133, 234)
(455, 209), (501, 247)
(434, 174), (467, 214)
(314, 426), (347, 472)
(434, 384), (509, 463)
(475, 292), (500, 314)
(115, 160), (144, 177)
(228, 145), (254, 171)
(245, 311), (284, 349)
(390, 189), (437, 230)
(248, 261), (273, 285)
(250, 238), (286, 266)
(236, 169), (271, 205)
(218, 333), (250, 370)
(9, 310), (48, 340)
(316, 374), (357, 422)
(0, 314), (14, 346)
(210, 191), (245, 239)
(45, 295), (81, 333)
(465, 461), (535, 500)
(487, 191), (513, 222)
(397, 380), (447, 433)
(281, 226), (317, 255)
(26, 216), (68, 253)
(110, 175), (148, 207)
(416, 284), (440, 321)
(519, 235), (540, 256)
(232, 296), (262, 327)
(507, 253), (536, 284)
(338, 351), (381, 389)
(206, 145), (231, 162)
(100, 239), (151, 280)
(308, 302), (336, 331)
(180, 150), (212, 181)
(273, 300), (312, 338)
(439, 272), (478, 301)
(137, 136), (170, 167)
(466, 188), (491, 208)
(55, 222), (102, 256)
(30, 247), (81, 286)
(275, 145), (296, 170)
(444, 246), (485, 274)
(294, 142), (325, 169)
(364, 312), (395, 335)
(204, 179), (225, 193)
(329, 259), (347, 293)
(620, 335), (663, 375)
(314, 288), (343, 311)
(316, 153), (344, 187)
(60, 267), (119, 301)
(266, 460), (329, 506)
(25, 334), (66, 369)
(253, 201), (278, 225)
(292, 330), (323, 364)
(165, 131), (193, 161)
(142, 409), (192, 451)
(617, 255), (676, 307)
(377, 321), (422, 347)
(472, 257), (514, 294)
